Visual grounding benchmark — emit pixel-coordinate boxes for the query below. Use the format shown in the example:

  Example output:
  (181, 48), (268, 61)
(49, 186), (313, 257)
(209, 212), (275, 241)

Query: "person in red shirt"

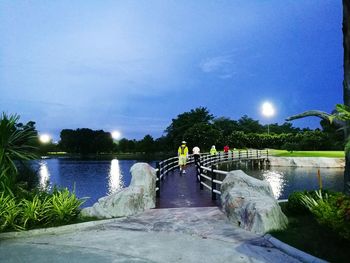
(223, 145), (230, 160)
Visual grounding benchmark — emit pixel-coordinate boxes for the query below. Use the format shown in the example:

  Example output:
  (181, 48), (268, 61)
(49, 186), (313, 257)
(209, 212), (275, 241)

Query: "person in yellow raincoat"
(178, 141), (189, 174)
(210, 145), (217, 155)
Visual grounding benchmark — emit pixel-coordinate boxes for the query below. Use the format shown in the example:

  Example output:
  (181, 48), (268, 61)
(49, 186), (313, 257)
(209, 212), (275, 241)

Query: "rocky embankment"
(268, 157), (344, 168)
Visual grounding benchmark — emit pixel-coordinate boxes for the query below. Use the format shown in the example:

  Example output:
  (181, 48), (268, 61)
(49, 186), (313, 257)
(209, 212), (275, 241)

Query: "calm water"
(34, 158), (344, 208)
(33, 158), (156, 207)
(220, 163), (344, 199)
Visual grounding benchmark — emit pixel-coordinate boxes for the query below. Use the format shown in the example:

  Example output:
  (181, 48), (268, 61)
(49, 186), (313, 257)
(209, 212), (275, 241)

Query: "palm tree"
(286, 1), (350, 193)
(0, 113), (38, 193)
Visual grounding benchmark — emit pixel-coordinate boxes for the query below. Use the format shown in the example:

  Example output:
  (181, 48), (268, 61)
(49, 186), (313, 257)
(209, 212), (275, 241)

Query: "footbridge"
(155, 149), (269, 208)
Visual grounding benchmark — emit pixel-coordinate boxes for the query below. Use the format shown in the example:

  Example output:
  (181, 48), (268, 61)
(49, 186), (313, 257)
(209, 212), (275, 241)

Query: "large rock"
(81, 163), (156, 219)
(221, 170), (287, 234)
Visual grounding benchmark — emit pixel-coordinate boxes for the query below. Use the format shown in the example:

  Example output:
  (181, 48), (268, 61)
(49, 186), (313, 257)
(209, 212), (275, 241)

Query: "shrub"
(287, 191), (310, 215)
(0, 113), (39, 194)
(300, 190), (350, 240)
(0, 193), (23, 231)
(20, 195), (46, 229)
(44, 188), (84, 225)
(0, 188), (85, 232)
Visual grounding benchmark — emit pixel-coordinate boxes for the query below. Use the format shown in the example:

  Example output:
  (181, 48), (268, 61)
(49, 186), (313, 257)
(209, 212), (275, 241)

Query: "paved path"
(156, 165), (219, 208)
(0, 207), (305, 263)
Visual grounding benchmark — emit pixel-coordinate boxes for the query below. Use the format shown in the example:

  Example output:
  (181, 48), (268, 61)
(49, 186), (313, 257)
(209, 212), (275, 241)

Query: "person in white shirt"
(192, 146), (200, 164)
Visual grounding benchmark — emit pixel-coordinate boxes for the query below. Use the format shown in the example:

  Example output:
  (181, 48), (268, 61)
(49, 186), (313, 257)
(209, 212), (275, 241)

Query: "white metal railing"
(155, 149), (269, 199)
(197, 149), (269, 200)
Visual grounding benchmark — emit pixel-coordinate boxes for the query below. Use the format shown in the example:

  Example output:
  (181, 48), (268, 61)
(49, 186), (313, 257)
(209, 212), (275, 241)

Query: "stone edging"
(268, 156), (344, 168)
(264, 234), (327, 263)
(0, 217), (122, 240)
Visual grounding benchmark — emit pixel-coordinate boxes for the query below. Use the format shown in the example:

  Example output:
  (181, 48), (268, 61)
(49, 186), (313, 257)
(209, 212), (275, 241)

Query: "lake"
(33, 158), (156, 207)
(34, 158), (344, 207)
(219, 162), (344, 199)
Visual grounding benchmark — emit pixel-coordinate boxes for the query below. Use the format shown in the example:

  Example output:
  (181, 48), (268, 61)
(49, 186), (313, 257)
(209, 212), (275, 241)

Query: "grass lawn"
(269, 149), (345, 158)
(270, 202), (350, 262)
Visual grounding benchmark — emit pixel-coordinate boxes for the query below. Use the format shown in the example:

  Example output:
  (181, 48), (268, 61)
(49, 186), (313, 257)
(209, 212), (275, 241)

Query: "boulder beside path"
(81, 162), (156, 219)
(221, 170), (288, 234)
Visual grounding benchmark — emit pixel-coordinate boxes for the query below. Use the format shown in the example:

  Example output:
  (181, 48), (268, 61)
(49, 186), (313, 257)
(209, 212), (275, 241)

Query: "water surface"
(34, 158), (155, 207)
(219, 162), (344, 199)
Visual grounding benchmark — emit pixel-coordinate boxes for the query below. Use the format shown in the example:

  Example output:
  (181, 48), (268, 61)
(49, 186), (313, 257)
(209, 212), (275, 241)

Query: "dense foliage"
(111, 107), (344, 154)
(0, 113), (85, 232)
(288, 190), (350, 240)
(0, 113), (39, 194)
(0, 188), (84, 232)
(59, 128), (114, 155)
(34, 107), (343, 155)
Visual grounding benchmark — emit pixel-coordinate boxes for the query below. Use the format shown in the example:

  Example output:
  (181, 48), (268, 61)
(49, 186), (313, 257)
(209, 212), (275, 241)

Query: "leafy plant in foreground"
(20, 195), (47, 229)
(44, 188), (84, 224)
(0, 193), (23, 231)
(0, 113), (38, 193)
(300, 190), (350, 239)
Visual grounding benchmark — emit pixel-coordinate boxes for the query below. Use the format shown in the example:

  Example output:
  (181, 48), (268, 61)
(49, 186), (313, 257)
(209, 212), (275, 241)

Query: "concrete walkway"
(0, 207), (316, 263)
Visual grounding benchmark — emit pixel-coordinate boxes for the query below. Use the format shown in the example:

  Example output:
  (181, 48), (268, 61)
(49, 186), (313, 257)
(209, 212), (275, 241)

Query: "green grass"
(270, 202), (350, 262)
(269, 149), (345, 158)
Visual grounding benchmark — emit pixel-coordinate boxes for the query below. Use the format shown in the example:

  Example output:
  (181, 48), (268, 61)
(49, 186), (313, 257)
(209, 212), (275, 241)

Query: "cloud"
(199, 55), (239, 80)
(199, 55), (233, 73)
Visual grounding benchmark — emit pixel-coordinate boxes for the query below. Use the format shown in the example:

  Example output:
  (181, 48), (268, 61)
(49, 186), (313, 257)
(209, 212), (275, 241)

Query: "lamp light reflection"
(262, 170), (285, 199)
(39, 161), (50, 190)
(108, 159), (124, 194)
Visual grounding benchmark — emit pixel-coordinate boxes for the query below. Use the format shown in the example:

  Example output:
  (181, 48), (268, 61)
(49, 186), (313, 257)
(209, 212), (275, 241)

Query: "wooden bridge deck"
(156, 164), (220, 208)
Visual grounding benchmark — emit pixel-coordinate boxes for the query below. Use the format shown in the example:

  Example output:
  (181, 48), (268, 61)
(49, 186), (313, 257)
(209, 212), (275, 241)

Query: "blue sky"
(0, 0), (343, 140)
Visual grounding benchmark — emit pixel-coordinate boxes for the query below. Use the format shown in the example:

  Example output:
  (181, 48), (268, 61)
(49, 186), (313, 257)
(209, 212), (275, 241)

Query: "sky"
(0, 0), (343, 140)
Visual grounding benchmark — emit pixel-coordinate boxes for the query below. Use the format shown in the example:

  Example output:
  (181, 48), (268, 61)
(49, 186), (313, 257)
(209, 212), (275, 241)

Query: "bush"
(0, 188), (84, 232)
(0, 193), (23, 231)
(20, 195), (46, 229)
(281, 142), (299, 153)
(44, 188), (84, 224)
(287, 191), (310, 215)
(300, 190), (350, 240)
(287, 190), (341, 215)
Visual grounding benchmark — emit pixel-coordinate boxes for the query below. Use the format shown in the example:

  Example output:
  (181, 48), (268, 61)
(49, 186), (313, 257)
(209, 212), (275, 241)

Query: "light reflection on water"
(35, 158), (140, 207)
(38, 161), (50, 190)
(220, 163), (344, 199)
(108, 159), (124, 194)
(261, 170), (285, 199)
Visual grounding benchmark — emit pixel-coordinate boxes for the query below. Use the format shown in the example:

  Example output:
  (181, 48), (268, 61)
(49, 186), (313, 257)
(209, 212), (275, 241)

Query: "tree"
(237, 115), (264, 134)
(183, 123), (221, 151)
(165, 107), (214, 149)
(286, 1), (350, 193)
(213, 117), (238, 137)
(267, 122), (301, 134)
(137, 135), (155, 154)
(59, 128), (114, 155)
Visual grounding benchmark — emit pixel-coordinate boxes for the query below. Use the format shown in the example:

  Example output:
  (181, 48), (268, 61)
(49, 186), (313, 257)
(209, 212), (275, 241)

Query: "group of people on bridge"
(177, 141), (232, 175)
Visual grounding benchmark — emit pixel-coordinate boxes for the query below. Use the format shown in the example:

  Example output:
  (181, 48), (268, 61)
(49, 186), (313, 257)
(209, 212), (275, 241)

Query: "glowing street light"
(261, 102), (275, 134)
(39, 134), (51, 144)
(111, 130), (122, 140)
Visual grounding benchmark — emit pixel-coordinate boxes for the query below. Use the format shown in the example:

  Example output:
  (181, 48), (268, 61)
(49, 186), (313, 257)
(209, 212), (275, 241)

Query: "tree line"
(49, 107), (343, 155)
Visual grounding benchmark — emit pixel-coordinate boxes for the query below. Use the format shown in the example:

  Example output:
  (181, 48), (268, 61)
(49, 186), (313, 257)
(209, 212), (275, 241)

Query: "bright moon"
(261, 102), (275, 117)
(39, 134), (51, 144)
(111, 131), (122, 140)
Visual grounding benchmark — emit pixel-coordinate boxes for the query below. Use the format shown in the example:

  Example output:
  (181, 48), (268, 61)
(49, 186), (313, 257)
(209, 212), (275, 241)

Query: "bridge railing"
(198, 149), (269, 200)
(155, 149), (269, 198)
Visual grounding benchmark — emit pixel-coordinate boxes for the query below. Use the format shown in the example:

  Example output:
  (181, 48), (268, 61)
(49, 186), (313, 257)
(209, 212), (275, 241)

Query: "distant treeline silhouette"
(49, 107), (343, 155)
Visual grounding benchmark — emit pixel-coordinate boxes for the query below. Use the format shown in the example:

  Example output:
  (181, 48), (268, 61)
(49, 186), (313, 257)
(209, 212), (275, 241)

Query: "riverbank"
(268, 156), (345, 168)
(269, 149), (345, 158)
